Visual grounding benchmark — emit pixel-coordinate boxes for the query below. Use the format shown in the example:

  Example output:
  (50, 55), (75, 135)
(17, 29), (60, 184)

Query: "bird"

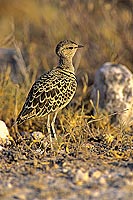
(16, 40), (83, 144)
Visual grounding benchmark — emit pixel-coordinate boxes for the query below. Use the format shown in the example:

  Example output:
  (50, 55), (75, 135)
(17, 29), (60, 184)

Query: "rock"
(91, 62), (133, 123)
(0, 145), (4, 151)
(0, 48), (28, 84)
(0, 120), (11, 145)
(0, 48), (18, 82)
(74, 169), (89, 185)
(92, 170), (102, 179)
(31, 131), (44, 140)
(99, 176), (106, 185)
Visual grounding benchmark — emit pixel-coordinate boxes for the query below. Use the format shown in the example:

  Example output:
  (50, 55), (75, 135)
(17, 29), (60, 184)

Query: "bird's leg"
(47, 114), (52, 144)
(51, 111), (58, 140)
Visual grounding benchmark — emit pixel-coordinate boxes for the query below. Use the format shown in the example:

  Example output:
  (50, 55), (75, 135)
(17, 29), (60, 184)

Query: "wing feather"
(16, 69), (77, 125)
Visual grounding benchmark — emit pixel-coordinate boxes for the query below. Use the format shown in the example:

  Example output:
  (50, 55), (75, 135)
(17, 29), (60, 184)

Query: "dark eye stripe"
(69, 47), (73, 49)
(66, 47), (77, 50)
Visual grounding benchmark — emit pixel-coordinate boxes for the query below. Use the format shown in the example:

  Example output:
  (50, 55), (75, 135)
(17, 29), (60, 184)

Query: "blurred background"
(0, 0), (133, 126)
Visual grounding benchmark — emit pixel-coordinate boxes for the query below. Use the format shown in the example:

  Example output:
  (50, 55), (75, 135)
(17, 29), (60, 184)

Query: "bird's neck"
(58, 56), (75, 73)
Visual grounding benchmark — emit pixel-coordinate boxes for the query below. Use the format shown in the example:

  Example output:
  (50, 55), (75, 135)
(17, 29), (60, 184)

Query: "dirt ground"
(0, 137), (133, 200)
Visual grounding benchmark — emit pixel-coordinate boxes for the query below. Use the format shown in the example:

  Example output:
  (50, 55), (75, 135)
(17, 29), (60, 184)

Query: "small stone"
(62, 167), (69, 173)
(7, 183), (13, 188)
(92, 191), (100, 197)
(74, 169), (89, 184)
(92, 170), (102, 179)
(99, 176), (106, 185)
(0, 145), (4, 151)
(91, 62), (133, 123)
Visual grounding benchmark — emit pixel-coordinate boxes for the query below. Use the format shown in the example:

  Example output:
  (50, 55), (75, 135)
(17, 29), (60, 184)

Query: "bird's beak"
(78, 44), (84, 48)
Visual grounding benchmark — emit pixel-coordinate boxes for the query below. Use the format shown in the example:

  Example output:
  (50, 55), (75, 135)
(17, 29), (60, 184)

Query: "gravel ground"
(0, 144), (133, 200)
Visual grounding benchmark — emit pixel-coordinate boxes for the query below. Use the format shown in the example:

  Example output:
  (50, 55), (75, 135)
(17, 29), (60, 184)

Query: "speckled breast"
(32, 68), (77, 116)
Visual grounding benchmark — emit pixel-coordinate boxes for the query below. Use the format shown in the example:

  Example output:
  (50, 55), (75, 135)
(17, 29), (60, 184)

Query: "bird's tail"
(12, 117), (25, 127)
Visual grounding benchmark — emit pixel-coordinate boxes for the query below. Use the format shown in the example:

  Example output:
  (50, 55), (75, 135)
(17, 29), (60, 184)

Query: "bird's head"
(55, 40), (83, 59)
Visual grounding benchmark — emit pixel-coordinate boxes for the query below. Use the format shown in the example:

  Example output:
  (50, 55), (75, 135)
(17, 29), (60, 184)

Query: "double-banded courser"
(16, 40), (83, 142)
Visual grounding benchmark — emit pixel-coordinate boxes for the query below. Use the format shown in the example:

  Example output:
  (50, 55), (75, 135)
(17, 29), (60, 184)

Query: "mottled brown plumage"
(16, 40), (83, 142)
